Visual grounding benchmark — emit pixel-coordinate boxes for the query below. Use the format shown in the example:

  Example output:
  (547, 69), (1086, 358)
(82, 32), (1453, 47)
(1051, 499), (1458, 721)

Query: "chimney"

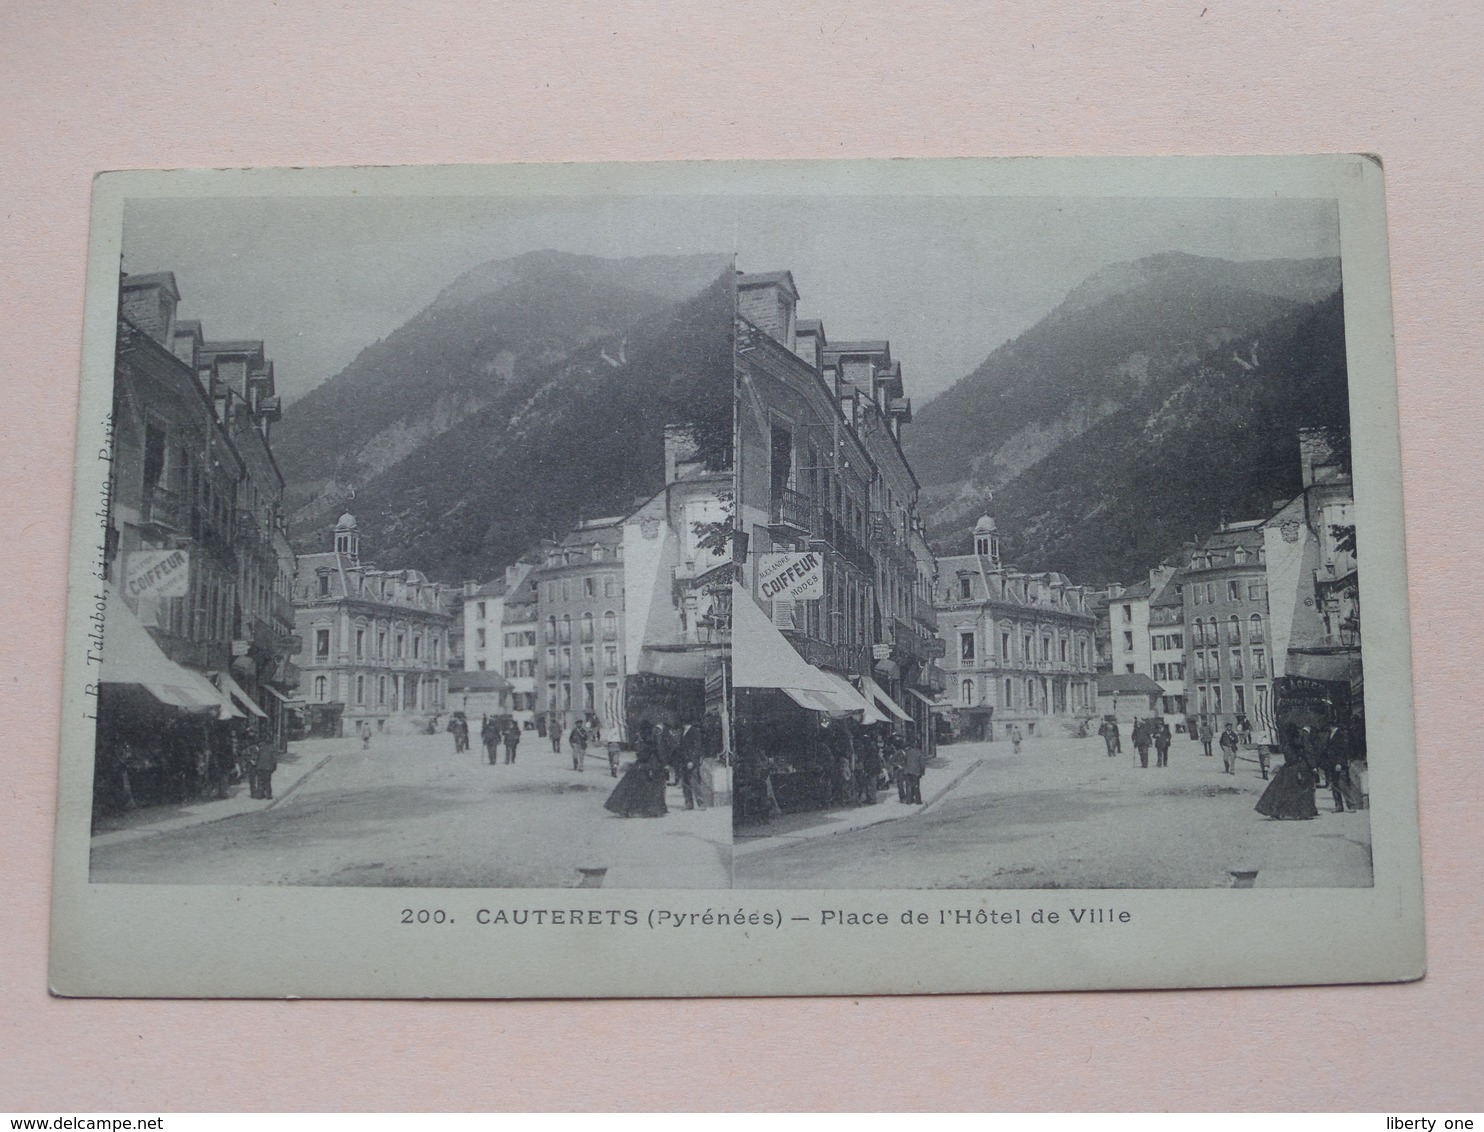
(120, 272), (180, 346)
(736, 270), (799, 351)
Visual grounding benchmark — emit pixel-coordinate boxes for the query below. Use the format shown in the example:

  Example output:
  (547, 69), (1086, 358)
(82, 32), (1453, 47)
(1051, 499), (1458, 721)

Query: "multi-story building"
(1147, 570), (1188, 720)
(108, 274), (301, 726)
(533, 518), (627, 735)
(462, 559), (537, 676)
(734, 270), (929, 724)
(934, 514), (1099, 739)
(500, 574), (539, 726)
(622, 425), (734, 737)
(1107, 579), (1154, 677)
(292, 514), (451, 735)
(1261, 430), (1361, 745)
(1181, 520), (1271, 730)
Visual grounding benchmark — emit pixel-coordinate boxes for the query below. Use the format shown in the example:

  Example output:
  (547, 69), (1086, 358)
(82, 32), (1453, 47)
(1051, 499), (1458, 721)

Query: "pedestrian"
(1010, 724), (1023, 756)
(482, 716), (500, 765)
(1240, 717), (1253, 746)
(1319, 720), (1359, 813)
(1255, 724), (1319, 820)
(569, 719), (588, 772)
(250, 737), (278, 801)
(359, 719), (372, 750)
(1219, 722), (1240, 775)
(1098, 717), (1119, 757)
(548, 713), (562, 754)
(606, 738), (620, 778)
(677, 720), (712, 810)
(1132, 719), (1151, 768)
(1198, 719), (1214, 757)
(503, 721), (521, 765)
(604, 722), (669, 818)
(1154, 719), (1172, 768)
(858, 729), (883, 805)
(901, 740), (926, 804)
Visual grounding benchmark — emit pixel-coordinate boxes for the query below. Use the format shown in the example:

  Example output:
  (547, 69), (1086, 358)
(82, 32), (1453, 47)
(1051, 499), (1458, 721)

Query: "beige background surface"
(1, 0), (1479, 1111)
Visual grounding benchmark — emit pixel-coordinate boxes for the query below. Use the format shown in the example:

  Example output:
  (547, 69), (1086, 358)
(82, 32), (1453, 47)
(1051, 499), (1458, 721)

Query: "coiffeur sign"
(758, 551), (823, 602)
(124, 549), (190, 600)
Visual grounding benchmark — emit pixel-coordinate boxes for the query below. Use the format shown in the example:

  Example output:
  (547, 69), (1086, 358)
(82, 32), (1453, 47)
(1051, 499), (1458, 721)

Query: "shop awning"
(213, 670), (268, 718)
(874, 658), (901, 681)
(259, 684), (300, 705)
(636, 646), (714, 681)
(780, 687), (845, 714)
(907, 688), (953, 712)
(100, 584), (241, 718)
(1285, 651), (1363, 688)
(731, 584), (839, 696)
(820, 672), (888, 724)
(861, 674), (912, 722)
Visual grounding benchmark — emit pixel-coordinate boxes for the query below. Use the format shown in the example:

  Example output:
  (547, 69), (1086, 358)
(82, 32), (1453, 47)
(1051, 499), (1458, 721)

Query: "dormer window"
(959, 575), (972, 600)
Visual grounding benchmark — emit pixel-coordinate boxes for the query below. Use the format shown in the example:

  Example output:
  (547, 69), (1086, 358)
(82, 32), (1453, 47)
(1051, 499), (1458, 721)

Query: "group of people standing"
(479, 715), (522, 765)
(1255, 720), (1363, 821)
(602, 718), (715, 818)
(821, 719), (926, 808)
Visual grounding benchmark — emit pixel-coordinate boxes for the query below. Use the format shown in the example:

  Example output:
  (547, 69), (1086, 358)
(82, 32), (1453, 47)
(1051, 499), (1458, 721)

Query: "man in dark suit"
(1320, 722), (1356, 812)
(676, 721), (709, 810)
(901, 742), (926, 805)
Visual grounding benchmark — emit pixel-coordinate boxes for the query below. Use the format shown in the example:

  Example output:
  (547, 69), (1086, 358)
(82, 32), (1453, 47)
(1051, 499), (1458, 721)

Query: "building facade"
(1180, 520), (1271, 731)
(734, 269), (936, 729)
(292, 514), (451, 735)
(533, 518), (627, 734)
(500, 575), (540, 727)
(934, 515), (1099, 738)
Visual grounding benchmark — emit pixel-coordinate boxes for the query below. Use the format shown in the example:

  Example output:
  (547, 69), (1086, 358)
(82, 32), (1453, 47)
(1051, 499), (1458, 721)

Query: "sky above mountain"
(123, 191), (1339, 405)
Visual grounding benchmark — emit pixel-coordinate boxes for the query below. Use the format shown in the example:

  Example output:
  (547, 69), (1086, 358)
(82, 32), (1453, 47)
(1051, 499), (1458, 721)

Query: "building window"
(604, 646), (617, 673)
(1125, 663), (1135, 674)
(561, 580), (570, 602)
(604, 577), (614, 597)
(313, 675), (327, 702)
(1249, 583), (1266, 602)
(1059, 638), (1068, 662)
(476, 628), (486, 648)
(1122, 631), (1134, 650)
(1229, 615), (1241, 644)
(1122, 603), (1132, 623)
(1252, 648), (1267, 677)
(355, 675), (365, 705)
(1194, 586), (1203, 606)
(561, 683), (572, 710)
(1212, 685), (1223, 715)
(1023, 634), (1033, 661)
(560, 615), (571, 643)
(315, 628), (330, 659)
(355, 629), (364, 658)
(582, 612), (594, 643)
(603, 611), (617, 640)
(1041, 637), (1051, 661)
(1206, 582), (1215, 604)
(1230, 648), (1244, 679)
(413, 636), (421, 659)
(959, 575), (972, 600)
(583, 682), (595, 711)
(1001, 631), (1011, 660)
(378, 676), (386, 705)
(1227, 580), (1241, 602)
(1004, 678), (1013, 706)
(377, 631), (386, 657)
(318, 574), (330, 597)
(546, 648), (556, 672)
(1250, 614), (1264, 643)
(960, 631), (975, 663)
(1234, 684), (1246, 715)
(477, 660), (486, 670)
(961, 679), (973, 705)
(584, 577), (595, 598)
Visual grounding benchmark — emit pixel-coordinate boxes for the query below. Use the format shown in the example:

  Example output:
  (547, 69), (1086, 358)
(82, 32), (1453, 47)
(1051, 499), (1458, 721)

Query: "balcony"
(769, 489), (812, 535)
(143, 484), (187, 530)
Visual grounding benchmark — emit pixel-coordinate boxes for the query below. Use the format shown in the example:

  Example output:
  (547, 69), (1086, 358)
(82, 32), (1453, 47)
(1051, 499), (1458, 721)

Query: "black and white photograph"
(731, 192), (1371, 891)
(90, 190), (736, 889)
(49, 157), (1421, 999)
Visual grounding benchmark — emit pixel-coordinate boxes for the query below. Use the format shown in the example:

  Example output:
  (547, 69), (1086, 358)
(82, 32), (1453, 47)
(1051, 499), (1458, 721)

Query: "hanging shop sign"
(758, 551), (824, 602)
(123, 548), (190, 601)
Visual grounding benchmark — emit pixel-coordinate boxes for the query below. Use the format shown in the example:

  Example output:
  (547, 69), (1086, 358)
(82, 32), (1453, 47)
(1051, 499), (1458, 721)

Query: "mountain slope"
(905, 252), (1347, 582)
(280, 260), (734, 581)
(273, 250), (732, 499)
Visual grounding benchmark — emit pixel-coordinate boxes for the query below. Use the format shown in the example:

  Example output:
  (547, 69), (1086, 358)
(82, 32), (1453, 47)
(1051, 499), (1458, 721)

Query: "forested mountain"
(274, 251), (733, 580)
(905, 252), (1350, 583)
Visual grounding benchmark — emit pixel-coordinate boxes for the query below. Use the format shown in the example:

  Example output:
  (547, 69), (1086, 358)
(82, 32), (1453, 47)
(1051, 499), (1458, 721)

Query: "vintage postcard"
(50, 156), (1423, 997)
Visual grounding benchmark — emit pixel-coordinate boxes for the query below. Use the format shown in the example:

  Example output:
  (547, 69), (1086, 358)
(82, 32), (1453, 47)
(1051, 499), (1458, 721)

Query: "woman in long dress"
(604, 721), (669, 818)
(1255, 724), (1319, 820)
